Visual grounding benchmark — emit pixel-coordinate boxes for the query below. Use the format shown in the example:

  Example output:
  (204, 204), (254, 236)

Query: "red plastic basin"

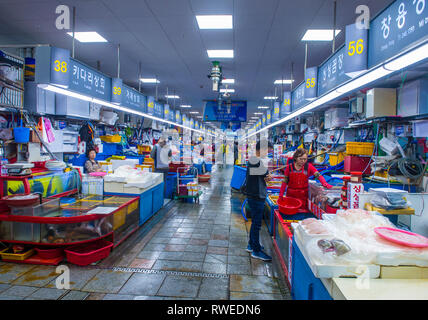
(277, 197), (302, 215)
(65, 239), (113, 266)
(35, 247), (64, 259)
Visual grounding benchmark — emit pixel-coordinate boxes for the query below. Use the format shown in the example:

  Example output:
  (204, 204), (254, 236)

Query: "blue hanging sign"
(35, 46), (70, 88)
(175, 110), (182, 124)
(122, 85), (144, 112)
(266, 109), (271, 124)
(282, 92), (292, 115)
(304, 67), (318, 100)
(203, 100), (247, 122)
(69, 59), (111, 101)
(368, 0), (428, 68)
(318, 45), (350, 96)
(344, 23), (369, 77)
(154, 102), (164, 118)
(292, 82), (306, 111)
(190, 118), (194, 129)
(273, 101), (280, 121)
(111, 78), (122, 104)
(147, 96), (155, 115)
(164, 104), (170, 121)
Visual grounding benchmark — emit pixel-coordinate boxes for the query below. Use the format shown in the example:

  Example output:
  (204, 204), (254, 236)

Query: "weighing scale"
(4, 163), (34, 176)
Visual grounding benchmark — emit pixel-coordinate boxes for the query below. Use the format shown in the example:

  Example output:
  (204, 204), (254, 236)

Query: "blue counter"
(105, 182), (164, 226)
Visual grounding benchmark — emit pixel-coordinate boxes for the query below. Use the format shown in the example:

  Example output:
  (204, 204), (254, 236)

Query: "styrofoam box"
(104, 181), (125, 193)
(111, 159), (140, 170)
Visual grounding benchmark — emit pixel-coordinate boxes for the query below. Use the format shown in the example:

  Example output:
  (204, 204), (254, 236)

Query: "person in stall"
(150, 137), (172, 194)
(84, 149), (103, 173)
(278, 148), (332, 212)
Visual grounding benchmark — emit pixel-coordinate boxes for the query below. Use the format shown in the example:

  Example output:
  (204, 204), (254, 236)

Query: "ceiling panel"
(0, 0), (398, 117)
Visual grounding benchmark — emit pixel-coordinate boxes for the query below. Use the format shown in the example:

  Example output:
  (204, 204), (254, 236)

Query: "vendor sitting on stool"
(279, 148), (332, 212)
(84, 149), (103, 173)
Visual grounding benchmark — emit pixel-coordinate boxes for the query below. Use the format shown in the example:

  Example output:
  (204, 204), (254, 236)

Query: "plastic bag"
(370, 189), (409, 210)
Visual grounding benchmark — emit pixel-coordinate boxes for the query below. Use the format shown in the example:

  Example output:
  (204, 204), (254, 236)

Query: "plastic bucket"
(277, 197), (302, 215)
(13, 127), (30, 143)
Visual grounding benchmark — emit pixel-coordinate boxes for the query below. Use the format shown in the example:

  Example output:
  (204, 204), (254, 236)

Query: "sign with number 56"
(345, 23), (368, 77)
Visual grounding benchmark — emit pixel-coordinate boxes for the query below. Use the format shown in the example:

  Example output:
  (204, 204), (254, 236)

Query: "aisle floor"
(0, 166), (291, 300)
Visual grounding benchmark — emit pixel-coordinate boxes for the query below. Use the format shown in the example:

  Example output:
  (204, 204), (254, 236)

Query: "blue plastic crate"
(102, 143), (118, 155)
(166, 173), (178, 199)
(230, 166), (247, 190)
(205, 163), (212, 172)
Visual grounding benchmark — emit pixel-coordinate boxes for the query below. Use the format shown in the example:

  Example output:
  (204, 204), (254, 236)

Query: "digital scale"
(4, 163), (34, 176)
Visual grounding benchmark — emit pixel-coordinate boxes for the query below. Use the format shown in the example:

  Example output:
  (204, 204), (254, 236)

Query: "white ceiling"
(0, 0), (395, 124)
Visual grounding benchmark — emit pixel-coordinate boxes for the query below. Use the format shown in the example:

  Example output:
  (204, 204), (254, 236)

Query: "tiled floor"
(0, 165), (291, 300)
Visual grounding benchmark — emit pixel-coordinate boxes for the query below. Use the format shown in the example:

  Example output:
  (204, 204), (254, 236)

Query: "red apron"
(286, 163), (309, 212)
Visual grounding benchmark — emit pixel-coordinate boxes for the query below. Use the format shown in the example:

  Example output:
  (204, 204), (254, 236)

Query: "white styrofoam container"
(111, 159), (140, 170)
(104, 181), (124, 193)
(413, 120), (428, 138)
(294, 228), (380, 279)
(82, 176), (104, 196)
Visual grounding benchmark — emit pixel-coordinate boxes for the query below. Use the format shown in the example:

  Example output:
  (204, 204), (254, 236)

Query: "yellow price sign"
(348, 39), (364, 56)
(54, 60), (67, 73)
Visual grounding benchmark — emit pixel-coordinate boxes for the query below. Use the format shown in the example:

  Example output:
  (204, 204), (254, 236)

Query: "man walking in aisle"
(150, 137), (172, 195)
(243, 140), (273, 261)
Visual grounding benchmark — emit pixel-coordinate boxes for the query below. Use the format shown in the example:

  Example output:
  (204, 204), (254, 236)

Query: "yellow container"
(136, 164), (152, 172)
(127, 200), (139, 215)
(0, 248), (35, 261)
(346, 142), (375, 156)
(100, 135), (122, 143)
(137, 145), (152, 154)
(328, 152), (345, 166)
(113, 207), (127, 230)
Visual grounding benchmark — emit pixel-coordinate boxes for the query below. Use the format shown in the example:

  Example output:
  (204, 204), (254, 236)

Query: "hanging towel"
(43, 117), (55, 143)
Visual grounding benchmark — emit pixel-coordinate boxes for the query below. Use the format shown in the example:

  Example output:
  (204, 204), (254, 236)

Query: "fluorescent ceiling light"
(220, 88), (235, 93)
(274, 80), (294, 85)
(37, 84), (93, 102)
(222, 79), (235, 84)
(207, 50), (234, 58)
(384, 42), (428, 71)
(140, 78), (159, 83)
(166, 95), (180, 99)
(180, 105), (192, 108)
(189, 111), (199, 114)
(258, 106), (270, 109)
(196, 15), (232, 29)
(253, 112), (263, 115)
(335, 66), (392, 94)
(66, 32), (107, 43)
(301, 29), (341, 41)
(263, 97), (277, 100)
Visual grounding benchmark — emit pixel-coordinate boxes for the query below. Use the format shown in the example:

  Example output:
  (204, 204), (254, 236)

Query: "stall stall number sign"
(266, 110), (272, 124)
(111, 78), (122, 104)
(318, 46), (350, 96)
(273, 101), (280, 120)
(147, 96), (155, 115)
(304, 67), (318, 100)
(369, 0), (428, 68)
(282, 92), (292, 116)
(345, 23), (368, 77)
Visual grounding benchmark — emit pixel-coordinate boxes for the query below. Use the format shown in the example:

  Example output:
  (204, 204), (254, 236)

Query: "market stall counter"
(0, 195), (139, 265)
(289, 209), (428, 300)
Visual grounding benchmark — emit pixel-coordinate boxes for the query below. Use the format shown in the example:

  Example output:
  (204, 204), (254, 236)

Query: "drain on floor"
(112, 267), (229, 279)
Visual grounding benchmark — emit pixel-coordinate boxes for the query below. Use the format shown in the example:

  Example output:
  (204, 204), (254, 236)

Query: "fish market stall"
(103, 166), (164, 226)
(290, 209), (428, 300)
(0, 194), (139, 265)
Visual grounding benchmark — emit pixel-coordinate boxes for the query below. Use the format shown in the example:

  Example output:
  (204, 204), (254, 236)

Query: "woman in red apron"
(279, 149), (332, 212)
